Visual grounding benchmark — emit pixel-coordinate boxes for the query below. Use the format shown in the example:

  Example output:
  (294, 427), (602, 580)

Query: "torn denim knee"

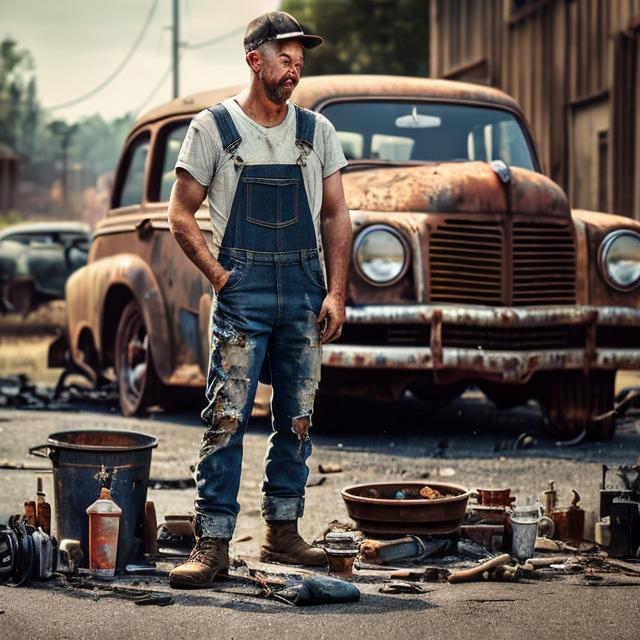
(199, 320), (254, 463)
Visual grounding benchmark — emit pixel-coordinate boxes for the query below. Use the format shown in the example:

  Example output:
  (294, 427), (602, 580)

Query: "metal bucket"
(30, 430), (158, 570)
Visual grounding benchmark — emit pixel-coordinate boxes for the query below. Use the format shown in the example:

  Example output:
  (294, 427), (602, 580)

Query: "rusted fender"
(572, 208), (640, 232)
(66, 253), (173, 380)
(342, 162), (569, 217)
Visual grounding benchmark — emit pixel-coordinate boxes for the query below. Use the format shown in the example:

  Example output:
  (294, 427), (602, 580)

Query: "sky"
(2, 0), (281, 122)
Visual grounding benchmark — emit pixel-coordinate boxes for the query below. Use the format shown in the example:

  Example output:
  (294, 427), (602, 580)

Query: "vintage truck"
(62, 75), (640, 440)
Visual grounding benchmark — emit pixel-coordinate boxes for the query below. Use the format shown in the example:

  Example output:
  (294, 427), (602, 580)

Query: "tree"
(280, 0), (429, 76)
(0, 38), (39, 157)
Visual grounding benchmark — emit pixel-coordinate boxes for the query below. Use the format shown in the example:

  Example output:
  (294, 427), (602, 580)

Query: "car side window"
(4, 234), (52, 245)
(114, 134), (150, 208)
(151, 121), (190, 202)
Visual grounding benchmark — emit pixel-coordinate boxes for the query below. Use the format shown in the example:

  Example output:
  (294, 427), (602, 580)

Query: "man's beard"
(260, 73), (296, 105)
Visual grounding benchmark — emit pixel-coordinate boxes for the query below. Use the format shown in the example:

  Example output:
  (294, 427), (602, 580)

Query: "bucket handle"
(29, 444), (51, 459)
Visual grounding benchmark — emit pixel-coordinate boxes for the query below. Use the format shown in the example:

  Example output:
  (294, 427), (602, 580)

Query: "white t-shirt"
(175, 97), (348, 258)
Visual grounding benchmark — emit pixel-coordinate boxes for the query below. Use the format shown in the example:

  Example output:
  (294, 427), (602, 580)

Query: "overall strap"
(207, 104), (243, 166)
(294, 105), (316, 166)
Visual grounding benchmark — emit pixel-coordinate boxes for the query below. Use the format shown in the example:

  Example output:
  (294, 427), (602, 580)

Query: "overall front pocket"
(217, 255), (249, 293)
(302, 255), (327, 291)
(244, 177), (299, 229)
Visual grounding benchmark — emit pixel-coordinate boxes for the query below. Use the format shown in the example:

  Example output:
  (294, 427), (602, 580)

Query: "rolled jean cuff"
(261, 496), (305, 521)
(194, 512), (235, 539)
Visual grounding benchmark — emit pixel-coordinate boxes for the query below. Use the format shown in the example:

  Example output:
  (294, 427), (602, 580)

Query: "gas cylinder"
(86, 487), (122, 577)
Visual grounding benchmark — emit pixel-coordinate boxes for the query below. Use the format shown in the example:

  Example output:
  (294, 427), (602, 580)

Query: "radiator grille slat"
(430, 221), (503, 304)
(429, 219), (576, 306)
(512, 222), (575, 305)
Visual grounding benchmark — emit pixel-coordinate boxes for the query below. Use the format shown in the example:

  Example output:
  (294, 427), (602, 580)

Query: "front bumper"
(321, 305), (640, 383)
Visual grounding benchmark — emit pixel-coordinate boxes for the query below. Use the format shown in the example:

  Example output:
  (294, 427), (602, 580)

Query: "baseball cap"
(243, 11), (324, 54)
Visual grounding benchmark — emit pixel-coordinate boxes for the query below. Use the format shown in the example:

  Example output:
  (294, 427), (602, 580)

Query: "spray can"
(86, 487), (122, 577)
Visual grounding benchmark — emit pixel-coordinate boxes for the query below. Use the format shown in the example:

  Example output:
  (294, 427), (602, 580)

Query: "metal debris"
(0, 375), (118, 411)
(378, 580), (430, 594)
(63, 576), (174, 606)
(448, 554), (512, 584)
(318, 463), (343, 474)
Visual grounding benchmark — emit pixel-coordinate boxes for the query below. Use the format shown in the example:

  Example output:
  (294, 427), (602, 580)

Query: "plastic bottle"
(86, 487), (122, 576)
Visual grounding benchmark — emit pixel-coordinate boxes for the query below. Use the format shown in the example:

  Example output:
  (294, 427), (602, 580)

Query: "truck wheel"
(114, 300), (158, 416)
(538, 371), (616, 441)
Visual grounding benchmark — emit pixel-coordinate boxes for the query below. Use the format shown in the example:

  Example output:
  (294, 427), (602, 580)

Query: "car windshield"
(320, 101), (536, 170)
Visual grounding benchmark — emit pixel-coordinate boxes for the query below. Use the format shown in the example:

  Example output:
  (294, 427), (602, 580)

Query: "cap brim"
(276, 33), (324, 49)
(300, 34), (324, 49)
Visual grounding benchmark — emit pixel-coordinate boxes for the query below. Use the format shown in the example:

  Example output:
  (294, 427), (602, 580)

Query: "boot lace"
(187, 537), (225, 567)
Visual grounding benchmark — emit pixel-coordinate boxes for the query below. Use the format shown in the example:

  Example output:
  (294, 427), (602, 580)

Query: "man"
(167, 11), (351, 588)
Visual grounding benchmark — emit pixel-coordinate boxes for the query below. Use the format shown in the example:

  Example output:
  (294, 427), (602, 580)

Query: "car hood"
(342, 162), (569, 217)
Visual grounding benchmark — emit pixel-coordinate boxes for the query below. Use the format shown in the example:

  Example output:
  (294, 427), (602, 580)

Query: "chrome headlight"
(353, 224), (409, 286)
(598, 230), (640, 291)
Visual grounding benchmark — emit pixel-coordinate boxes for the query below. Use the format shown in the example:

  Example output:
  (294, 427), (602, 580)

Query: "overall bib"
(194, 103), (327, 539)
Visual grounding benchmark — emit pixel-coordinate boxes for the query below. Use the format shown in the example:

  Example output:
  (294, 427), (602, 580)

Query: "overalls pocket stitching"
(245, 177), (300, 229)
(301, 257), (327, 291)
(218, 258), (250, 293)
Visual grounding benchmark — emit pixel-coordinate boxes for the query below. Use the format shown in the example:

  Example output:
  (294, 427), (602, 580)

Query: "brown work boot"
(260, 520), (327, 566)
(169, 537), (229, 589)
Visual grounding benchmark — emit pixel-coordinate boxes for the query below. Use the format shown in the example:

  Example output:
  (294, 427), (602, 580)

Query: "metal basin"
(341, 481), (471, 535)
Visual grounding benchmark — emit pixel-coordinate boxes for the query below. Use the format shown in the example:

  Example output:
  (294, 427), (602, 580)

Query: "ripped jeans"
(194, 247), (326, 539)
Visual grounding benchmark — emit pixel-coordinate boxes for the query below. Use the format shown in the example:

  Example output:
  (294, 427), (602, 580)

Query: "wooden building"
(429, 0), (640, 219)
(0, 143), (21, 214)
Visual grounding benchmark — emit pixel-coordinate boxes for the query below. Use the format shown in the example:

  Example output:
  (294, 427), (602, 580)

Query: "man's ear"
(246, 50), (261, 72)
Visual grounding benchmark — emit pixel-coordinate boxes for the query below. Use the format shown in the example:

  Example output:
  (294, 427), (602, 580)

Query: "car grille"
(429, 219), (576, 306)
(441, 325), (585, 350)
(337, 323), (585, 350)
(430, 220), (503, 304)
(512, 222), (576, 304)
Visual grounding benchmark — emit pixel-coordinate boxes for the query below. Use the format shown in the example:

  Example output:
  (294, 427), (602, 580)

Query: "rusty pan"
(341, 481), (471, 535)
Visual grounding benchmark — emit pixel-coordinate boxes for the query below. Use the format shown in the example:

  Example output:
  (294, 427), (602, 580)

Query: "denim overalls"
(194, 103), (327, 539)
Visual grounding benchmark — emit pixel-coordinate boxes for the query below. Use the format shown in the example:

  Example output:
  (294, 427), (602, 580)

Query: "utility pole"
(172, 0), (180, 98)
(48, 121), (78, 212)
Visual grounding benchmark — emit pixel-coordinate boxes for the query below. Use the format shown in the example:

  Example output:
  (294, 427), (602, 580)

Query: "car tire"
(538, 371), (616, 442)
(114, 299), (159, 416)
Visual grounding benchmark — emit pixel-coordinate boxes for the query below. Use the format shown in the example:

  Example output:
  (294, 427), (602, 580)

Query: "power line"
(132, 64), (173, 116)
(183, 25), (244, 50)
(133, 23), (245, 116)
(46, 0), (159, 111)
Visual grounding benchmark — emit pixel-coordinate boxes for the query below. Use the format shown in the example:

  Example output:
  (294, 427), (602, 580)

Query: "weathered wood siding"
(429, 0), (640, 219)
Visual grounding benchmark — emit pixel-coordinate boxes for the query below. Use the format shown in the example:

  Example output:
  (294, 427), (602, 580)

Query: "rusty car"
(62, 75), (640, 439)
(0, 221), (90, 315)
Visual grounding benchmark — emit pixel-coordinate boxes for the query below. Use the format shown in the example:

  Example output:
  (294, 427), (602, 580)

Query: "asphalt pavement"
(1, 390), (640, 640)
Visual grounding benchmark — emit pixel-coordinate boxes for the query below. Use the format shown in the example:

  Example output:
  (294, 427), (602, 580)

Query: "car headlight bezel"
(353, 224), (410, 287)
(597, 229), (640, 292)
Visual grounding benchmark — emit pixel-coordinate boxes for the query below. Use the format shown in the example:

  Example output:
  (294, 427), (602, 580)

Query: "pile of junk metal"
(2, 429), (640, 607)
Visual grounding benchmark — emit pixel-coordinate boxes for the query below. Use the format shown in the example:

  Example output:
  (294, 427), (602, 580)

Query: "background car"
(0, 221), (90, 314)
(62, 76), (640, 440)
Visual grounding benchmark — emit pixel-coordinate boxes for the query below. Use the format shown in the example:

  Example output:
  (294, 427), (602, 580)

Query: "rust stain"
(342, 162), (568, 216)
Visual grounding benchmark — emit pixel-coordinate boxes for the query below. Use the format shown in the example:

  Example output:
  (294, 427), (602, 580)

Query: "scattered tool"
(379, 580), (430, 594)
(448, 553), (512, 583)
(64, 576), (174, 606)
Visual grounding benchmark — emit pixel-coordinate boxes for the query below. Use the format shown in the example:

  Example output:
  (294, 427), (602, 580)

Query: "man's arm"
(317, 170), (352, 343)
(168, 168), (230, 292)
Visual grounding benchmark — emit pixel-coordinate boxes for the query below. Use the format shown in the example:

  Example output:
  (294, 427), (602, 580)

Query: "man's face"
(258, 40), (304, 104)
